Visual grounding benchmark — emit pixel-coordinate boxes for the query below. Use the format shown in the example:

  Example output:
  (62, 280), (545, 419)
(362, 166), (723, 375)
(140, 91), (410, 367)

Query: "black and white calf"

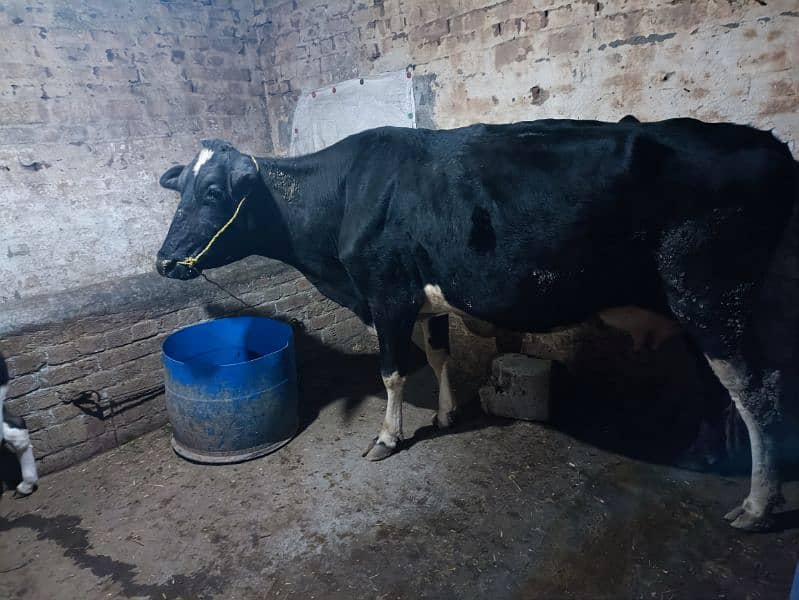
(1, 353), (39, 496)
(155, 119), (798, 530)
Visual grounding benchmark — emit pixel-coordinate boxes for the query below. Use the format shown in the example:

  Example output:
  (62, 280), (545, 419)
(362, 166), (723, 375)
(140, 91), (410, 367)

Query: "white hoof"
(14, 482), (38, 497)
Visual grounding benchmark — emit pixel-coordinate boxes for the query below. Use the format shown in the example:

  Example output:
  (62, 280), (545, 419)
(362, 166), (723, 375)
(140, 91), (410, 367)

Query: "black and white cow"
(156, 119), (798, 531)
(0, 353), (39, 496)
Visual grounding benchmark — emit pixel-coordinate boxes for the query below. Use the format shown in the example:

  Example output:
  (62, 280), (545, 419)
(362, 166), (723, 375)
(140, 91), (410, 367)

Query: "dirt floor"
(1, 355), (798, 600)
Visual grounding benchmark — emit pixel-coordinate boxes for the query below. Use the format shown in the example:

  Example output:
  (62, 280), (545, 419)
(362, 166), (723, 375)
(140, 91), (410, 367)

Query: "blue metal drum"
(162, 316), (297, 463)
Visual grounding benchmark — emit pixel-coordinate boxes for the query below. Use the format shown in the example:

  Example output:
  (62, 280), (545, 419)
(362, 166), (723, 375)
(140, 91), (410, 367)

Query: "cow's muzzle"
(156, 258), (176, 276)
(156, 258), (200, 280)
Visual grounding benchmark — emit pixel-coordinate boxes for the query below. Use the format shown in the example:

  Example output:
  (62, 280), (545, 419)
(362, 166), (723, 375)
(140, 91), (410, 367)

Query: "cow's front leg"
(363, 371), (407, 461)
(363, 310), (417, 462)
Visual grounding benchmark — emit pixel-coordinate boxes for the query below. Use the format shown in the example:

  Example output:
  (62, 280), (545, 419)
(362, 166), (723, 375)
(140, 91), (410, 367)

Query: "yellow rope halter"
(177, 155), (260, 270)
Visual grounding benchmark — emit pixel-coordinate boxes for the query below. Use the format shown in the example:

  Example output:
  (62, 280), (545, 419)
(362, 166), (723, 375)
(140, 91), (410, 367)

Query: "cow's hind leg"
(658, 198), (793, 529)
(362, 307), (418, 462)
(705, 358), (784, 530)
(670, 303), (787, 530)
(421, 315), (456, 428)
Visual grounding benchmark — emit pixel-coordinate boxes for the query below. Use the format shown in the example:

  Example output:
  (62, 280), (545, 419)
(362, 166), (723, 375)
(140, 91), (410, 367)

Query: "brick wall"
(0, 0), (269, 300)
(0, 1), (377, 474)
(1, 257), (375, 475)
(2, 0), (797, 473)
(253, 0), (798, 156)
(251, 0), (799, 433)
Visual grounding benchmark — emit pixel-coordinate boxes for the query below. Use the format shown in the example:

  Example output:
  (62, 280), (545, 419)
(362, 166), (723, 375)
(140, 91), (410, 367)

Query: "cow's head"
(156, 139), (262, 280)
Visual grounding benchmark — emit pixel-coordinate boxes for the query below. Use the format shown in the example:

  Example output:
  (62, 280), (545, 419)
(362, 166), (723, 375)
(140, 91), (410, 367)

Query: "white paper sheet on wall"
(289, 70), (416, 157)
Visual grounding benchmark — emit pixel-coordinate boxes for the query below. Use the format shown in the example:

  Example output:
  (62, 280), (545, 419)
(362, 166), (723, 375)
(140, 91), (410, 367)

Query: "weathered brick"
(0, 335), (33, 357)
(21, 410), (51, 432)
(97, 336), (165, 370)
(36, 431), (117, 474)
(115, 410), (168, 447)
(103, 372), (163, 402)
(35, 414), (105, 456)
(159, 307), (207, 331)
(21, 389), (59, 412)
(130, 319), (159, 342)
(275, 291), (313, 313)
(332, 306), (355, 323)
(76, 333), (107, 355)
(411, 16), (451, 45)
(40, 358), (97, 387)
(321, 316), (367, 346)
(6, 352), (46, 377)
(66, 314), (135, 338)
(45, 342), (81, 366)
(103, 327), (134, 349)
(309, 312), (336, 331)
(75, 360), (145, 393)
(7, 373), (40, 398)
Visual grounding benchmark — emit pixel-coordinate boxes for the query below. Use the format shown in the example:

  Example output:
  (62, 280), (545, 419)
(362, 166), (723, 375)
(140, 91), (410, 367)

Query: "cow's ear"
(228, 153), (260, 199)
(159, 164), (184, 191)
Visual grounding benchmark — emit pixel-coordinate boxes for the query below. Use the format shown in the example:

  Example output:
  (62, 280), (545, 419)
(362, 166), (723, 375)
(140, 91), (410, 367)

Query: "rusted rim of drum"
(170, 432), (295, 464)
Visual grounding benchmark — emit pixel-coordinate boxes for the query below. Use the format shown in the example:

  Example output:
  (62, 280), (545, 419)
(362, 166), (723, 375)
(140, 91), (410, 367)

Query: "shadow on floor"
(198, 302), (799, 482)
(292, 329), (518, 453)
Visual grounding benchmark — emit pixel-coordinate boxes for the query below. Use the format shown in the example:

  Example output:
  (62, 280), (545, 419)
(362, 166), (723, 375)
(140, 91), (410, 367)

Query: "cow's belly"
(419, 284), (681, 350)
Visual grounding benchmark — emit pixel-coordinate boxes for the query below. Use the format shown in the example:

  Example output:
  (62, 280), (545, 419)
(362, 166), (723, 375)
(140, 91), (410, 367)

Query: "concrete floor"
(1, 358), (798, 600)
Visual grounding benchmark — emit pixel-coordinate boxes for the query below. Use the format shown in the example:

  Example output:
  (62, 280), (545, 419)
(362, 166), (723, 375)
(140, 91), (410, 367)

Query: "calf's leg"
(2, 422), (39, 496)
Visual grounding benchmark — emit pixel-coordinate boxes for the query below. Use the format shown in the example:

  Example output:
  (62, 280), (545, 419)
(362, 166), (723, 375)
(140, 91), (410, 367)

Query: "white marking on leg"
(16, 445), (38, 494)
(2, 421), (39, 493)
(436, 362), (455, 426)
(421, 319), (455, 426)
(706, 357), (782, 520)
(192, 148), (214, 176)
(378, 371), (405, 447)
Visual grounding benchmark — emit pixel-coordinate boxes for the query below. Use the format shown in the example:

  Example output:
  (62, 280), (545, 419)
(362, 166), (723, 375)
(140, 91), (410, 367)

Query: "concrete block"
(479, 354), (551, 422)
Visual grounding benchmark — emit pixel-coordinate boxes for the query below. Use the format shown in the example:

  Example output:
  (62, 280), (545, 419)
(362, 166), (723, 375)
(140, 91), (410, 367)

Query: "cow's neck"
(251, 154), (347, 282)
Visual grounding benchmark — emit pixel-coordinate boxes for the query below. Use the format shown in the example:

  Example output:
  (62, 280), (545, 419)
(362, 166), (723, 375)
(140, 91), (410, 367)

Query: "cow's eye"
(205, 187), (222, 201)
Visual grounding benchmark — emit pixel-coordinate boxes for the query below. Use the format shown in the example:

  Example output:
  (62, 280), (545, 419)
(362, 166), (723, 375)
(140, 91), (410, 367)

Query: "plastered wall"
(254, 0), (797, 155)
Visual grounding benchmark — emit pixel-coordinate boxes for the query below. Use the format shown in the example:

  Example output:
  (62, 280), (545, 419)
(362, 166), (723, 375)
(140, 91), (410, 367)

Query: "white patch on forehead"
(192, 148), (214, 176)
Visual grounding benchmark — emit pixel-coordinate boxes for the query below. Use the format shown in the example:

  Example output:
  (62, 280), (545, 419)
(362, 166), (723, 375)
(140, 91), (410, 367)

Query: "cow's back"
(338, 120), (796, 331)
